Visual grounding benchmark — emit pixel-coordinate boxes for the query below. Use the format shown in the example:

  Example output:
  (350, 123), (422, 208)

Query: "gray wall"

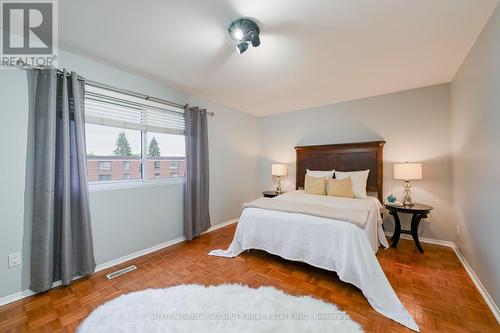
(0, 70), (31, 299)
(0, 50), (260, 298)
(450, 4), (500, 306)
(259, 84), (456, 241)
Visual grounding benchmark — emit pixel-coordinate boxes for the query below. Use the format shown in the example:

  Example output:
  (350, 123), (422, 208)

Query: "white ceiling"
(59, 0), (499, 117)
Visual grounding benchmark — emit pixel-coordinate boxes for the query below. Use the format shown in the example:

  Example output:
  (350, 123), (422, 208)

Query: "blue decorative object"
(387, 194), (396, 203)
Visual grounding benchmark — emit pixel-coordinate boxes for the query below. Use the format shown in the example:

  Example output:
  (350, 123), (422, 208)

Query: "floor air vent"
(106, 265), (137, 280)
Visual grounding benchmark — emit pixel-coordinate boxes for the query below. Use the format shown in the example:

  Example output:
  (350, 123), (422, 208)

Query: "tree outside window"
(113, 132), (132, 156)
(148, 137), (160, 157)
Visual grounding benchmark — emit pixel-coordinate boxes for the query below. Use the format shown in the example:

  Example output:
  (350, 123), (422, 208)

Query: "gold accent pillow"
(304, 175), (327, 195)
(327, 177), (354, 198)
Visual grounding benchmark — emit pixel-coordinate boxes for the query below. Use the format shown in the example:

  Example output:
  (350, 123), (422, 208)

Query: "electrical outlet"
(456, 224), (461, 235)
(8, 253), (21, 268)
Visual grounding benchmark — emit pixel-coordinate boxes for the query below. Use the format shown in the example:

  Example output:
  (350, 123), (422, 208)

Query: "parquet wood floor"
(0, 223), (498, 332)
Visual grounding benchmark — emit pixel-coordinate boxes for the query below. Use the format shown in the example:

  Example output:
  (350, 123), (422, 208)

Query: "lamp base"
(276, 176), (283, 194)
(403, 198), (414, 207)
(403, 180), (414, 206)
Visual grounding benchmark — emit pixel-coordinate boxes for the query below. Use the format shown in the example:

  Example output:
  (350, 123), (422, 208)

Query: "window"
(85, 85), (186, 185)
(98, 161), (112, 171)
(170, 161), (179, 169)
(86, 125), (142, 182)
(147, 132), (185, 180)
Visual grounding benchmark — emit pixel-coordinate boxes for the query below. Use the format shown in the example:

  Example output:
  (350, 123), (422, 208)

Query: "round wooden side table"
(384, 203), (433, 253)
(262, 191), (282, 198)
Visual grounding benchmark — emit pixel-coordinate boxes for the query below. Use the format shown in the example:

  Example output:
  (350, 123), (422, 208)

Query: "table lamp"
(393, 162), (422, 206)
(271, 164), (288, 193)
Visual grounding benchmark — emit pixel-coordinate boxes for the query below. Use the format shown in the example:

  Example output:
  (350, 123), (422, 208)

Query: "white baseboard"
(94, 236), (187, 272)
(0, 219), (239, 307)
(383, 231), (455, 247)
(204, 218), (238, 234)
(384, 231), (499, 323)
(451, 245), (500, 323)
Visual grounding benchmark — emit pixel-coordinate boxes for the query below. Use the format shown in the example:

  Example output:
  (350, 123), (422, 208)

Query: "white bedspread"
(209, 191), (419, 331)
(274, 191), (389, 252)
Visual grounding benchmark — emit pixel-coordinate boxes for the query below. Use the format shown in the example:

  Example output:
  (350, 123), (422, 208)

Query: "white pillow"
(335, 170), (370, 199)
(306, 169), (335, 179)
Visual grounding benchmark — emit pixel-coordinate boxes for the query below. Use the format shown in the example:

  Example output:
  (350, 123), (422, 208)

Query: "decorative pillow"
(335, 170), (370, 199)
(327, 177), (354, 198)
(307, 170), (335, 191)
(304, 175), (327, 195)
(306, 169), (335, 179)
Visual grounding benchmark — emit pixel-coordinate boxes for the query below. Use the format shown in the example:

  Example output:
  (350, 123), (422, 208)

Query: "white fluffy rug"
(78, 284), (364, 333)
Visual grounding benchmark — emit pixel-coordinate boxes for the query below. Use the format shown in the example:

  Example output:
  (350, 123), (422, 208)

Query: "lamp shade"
(393, 163), (422, 180)
(271, 164), (288, 177)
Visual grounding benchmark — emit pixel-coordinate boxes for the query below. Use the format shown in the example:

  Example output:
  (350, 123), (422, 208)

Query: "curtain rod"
(7, 65), (215, 117)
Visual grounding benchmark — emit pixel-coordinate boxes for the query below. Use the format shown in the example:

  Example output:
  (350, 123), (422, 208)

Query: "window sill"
(89, 178), (185, 192)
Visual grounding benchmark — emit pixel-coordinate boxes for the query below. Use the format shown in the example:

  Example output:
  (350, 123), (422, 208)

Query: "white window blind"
(84, 85), (185, 135)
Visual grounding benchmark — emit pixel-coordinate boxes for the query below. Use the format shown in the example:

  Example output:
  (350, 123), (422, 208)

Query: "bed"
(209, 141), (419, 331)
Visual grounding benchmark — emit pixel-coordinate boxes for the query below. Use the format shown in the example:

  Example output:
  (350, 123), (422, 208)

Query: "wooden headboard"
(295, 141), (385, 202)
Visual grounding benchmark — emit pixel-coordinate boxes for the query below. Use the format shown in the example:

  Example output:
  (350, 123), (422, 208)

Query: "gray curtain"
(31, 69), (95, 292)
(184, 106), (211, 240)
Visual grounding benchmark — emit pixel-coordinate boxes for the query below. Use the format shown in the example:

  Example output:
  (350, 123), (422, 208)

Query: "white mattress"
(209, 191), (419, 331)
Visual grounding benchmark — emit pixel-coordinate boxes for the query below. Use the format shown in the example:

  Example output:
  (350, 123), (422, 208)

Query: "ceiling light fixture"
(228, 18), (261, 54)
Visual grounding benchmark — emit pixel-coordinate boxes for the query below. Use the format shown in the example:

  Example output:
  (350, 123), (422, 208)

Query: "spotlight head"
(236, 42), (249, 54)
(228, 18), (261, 54)
(233, 28), (244, 41)
(250, 33), (260, 47)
